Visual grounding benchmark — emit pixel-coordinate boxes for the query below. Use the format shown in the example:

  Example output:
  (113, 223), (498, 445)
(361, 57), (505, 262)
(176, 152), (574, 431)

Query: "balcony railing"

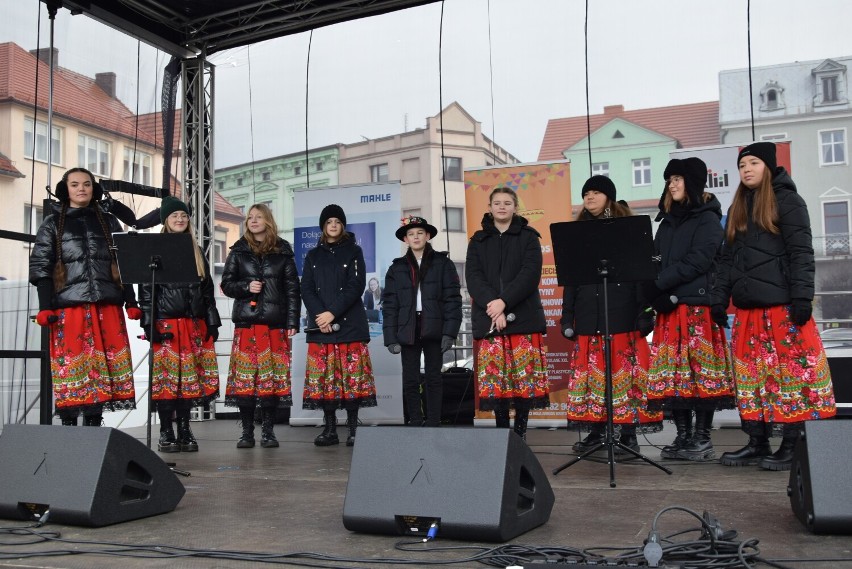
(814, 233), (851, 257)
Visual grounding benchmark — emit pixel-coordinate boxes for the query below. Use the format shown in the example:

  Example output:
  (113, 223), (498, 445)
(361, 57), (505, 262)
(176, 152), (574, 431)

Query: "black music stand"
(113, 232), (198, 474)
(549, 216), (672, 487)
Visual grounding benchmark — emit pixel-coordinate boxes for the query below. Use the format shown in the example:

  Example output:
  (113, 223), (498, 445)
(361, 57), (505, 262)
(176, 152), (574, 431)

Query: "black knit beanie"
(160, 196), (190, 224)
(581, 175), (616, 203)
(738, 142), (777, 175)
(319, 204), (346, 227)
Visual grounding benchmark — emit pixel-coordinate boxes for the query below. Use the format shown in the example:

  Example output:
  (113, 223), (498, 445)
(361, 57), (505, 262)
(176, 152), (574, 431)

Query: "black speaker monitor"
(788, 420), (852, 534)
(343, 427), (554, 542)
(0, 425), (185, 527)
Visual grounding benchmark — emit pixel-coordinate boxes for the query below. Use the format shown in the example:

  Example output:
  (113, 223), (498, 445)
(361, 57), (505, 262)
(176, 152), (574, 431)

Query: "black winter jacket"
(220, 237), (301, 329)
(301, 234), (370, 344)
(466, 214), (546, 339)
(29, 203), (130, 308)
(561, 281), (649, 336)
(382, 249), (463, 346)
(139, 248), (221, 330)
(711, 169), (814, 309)
(653, 194), (724, 307)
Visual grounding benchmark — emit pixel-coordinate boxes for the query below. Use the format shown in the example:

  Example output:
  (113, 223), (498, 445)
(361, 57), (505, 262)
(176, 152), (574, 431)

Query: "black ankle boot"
(494, 409), (511, 429)
(616, 427), (640, 455)
(83, 414), (102, 427)
(573, 423), (605, 452)
(315, 408), (339, 446)
(260, 408), (279, 448)
(346, 409), (358, 447)
(676, 409), (716, 461)
(513, 408), (530, 441)
(60, 416), (78, 426)
(720, 421), (771, 466)
(176, 411), (199, 452)
(157, 409), (180, 453)
(661, 409), (693, 459)
(758, 423), (801, 471)
(237, 406), (256, 448)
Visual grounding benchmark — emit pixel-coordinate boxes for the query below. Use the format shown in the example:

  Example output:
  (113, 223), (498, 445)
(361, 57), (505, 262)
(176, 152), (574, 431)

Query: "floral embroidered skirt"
(474, 333), (550, 412)
(302, 342), (377, 410)
(647, 304), (735, 411)
(731, 305), (835, 424)
(225, 325), (292, 408)
(566, 331), (662, 432)
(150, 317), (219, 411)
(49, 304), (135, 417)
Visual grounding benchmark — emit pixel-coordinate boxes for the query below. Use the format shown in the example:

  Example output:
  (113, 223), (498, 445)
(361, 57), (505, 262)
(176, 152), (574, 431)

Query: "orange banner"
(464, 161), (574, 424)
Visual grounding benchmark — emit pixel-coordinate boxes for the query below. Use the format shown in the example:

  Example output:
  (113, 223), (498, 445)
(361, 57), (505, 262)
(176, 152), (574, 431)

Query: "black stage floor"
(1, 419), (851, 569)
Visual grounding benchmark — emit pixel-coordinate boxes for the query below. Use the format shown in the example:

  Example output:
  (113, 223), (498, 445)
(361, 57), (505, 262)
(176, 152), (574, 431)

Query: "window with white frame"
(443, 157), (462, 181)
(370, 163), (389, 183)
(24, 117), (61, 164)
(315, 161), (324, 172)
(123, 148), (152, 185)
(78, 134), (111, 176)
(213, 239), (227, 264)
(591, 162), (609, 177)
(823, 201), (850, 255)
(262, 172), (270, 181)
(442, 206), (464, 232)
(822, 76), (839, 103)
(820, 129), (846, 165)
(294, 166), (301, 176)
(632, 158), (651, 186)
(24, 204), (44, 235)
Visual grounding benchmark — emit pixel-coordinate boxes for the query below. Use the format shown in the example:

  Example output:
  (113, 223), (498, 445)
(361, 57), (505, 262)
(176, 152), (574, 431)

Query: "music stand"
(112, 232), (198, 475)
(549, 216), (672, 487)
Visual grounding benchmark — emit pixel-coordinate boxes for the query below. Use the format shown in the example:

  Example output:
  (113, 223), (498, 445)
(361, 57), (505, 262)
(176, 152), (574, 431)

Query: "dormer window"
(812, 59), (847, 107)
(759, 81), (784, 111)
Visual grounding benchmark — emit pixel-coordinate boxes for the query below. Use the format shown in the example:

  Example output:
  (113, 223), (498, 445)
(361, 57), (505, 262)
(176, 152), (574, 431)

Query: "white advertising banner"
(289, 182), (404, 425)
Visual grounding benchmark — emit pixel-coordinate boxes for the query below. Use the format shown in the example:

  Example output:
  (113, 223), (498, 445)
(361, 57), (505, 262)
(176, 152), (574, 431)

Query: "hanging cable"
(584, 0), (592, 172)
(247, 45), (257, 204)
(305, 30), (313, 191)
(129, 39), (141, 211)
(438, 1), (450, 255)
(486, 0), (496, 145)
(746, 0), (755, 140)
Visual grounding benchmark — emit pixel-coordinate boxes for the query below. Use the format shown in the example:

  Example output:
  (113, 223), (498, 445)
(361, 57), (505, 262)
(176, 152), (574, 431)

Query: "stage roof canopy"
(50, 0), (439, 57)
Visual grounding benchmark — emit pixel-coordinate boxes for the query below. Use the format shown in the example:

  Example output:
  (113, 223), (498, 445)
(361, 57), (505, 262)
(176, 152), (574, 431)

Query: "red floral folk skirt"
(225, 325), (292, 408)
(566, 331), (662, 432)
(302, 342), (377, 410)
(49, 304), (135, 417)
(474, 333), (550, 411)
(150, 317), (219, 411)
(731, 305), (835, 424)
(647, 304), (734, 410)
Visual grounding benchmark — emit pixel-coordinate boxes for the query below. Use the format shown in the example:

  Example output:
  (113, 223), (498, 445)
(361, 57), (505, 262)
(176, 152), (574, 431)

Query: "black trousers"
(400, 315), (443, 427)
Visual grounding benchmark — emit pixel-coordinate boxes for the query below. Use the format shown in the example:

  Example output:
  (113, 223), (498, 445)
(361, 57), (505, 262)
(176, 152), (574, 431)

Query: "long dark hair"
(725, 168), (778, 243)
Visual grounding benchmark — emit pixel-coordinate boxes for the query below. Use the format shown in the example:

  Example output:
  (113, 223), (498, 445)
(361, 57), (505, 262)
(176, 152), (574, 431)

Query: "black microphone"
(304, 323), (341, 333)
(486, 313), (515, 337)
(645, 295), (678, 313)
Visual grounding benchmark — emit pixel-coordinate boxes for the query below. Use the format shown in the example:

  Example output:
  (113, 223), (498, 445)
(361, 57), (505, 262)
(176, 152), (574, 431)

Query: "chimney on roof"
(96, 72), (117, 98)
(30, 47), (58, 67)
(603, 104), (624, 115)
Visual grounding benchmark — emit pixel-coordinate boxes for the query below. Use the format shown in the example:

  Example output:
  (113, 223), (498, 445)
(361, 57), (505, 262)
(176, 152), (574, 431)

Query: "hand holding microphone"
(486, 312), (515, 337)
(304, 323), (340, 333)
(248, 280), (263, 309)
(648, 294), (679, 314)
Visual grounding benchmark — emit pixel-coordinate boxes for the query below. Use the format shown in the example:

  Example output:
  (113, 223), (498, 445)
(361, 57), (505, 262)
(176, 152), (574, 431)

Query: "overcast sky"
(3, 0), (852, 166)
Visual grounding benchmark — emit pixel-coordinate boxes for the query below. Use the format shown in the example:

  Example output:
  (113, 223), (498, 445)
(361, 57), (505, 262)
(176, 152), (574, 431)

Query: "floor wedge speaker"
(788, 420), (852, 534)
(343, 427), (554, 542)
(0, 425), (185, 527)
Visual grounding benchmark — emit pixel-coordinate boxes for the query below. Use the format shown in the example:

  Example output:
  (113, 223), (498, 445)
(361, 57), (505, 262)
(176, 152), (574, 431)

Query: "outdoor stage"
(0, 420), (849, 568)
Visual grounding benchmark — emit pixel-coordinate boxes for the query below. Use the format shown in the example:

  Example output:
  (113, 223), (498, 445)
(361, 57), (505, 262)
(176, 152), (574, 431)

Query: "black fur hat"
(55, 168), (103, 203)
(319, 204), (346, 228)
(663, 157), (707, 204)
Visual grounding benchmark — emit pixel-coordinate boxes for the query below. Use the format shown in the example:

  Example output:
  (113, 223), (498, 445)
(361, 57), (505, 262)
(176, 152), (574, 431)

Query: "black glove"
(205, 325), (220, 342)
(642, 280), (664, 304)
(790, 299), (812, 327)
(637, 311), (655, 337)
(440, 335), (454, 353)
(561, 327), (575, 340)
(651, 293), (678, 314)
(711, 305), (729, 329)
(387, 344), (401, 355)
(143, 330), (167, 343)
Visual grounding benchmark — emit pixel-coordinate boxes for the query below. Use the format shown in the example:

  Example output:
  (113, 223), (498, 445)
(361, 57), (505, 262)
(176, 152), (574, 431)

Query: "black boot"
(83, 414), (102, 427)
(157, 409), (180, 453)
(616, 426), (640, 455)
(315, 407), (339, 446)
(660, 409), (693, 459)
(260, 407), (279, 448)
(176, 409), (199, 452)
(237, 406), (256, 448)
(572, 423), (605, 452)
(346, 409), (358, 447)
(758, 423), (801, 471)
(60, 416), (78, 426)
(720, 421), (772, 466)
(494, 408), (511, 429)
(676, 409), (715, 462)
(513, 407), (530, 441)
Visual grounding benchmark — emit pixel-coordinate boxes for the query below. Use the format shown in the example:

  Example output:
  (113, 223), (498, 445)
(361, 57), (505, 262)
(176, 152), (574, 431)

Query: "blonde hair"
(725, 167), (778, 243)
(162, 214), (206, 279)
(243, 204), (281, 255)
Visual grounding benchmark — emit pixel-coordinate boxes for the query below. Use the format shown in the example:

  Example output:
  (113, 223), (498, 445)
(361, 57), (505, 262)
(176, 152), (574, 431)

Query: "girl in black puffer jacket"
(466, 187), (549, 439)
(710, 142), (835, 471)
(221, 204), (301, 449)
(29, 168), (140, 426)
(301, 205), (377, 447)
(139, 197), (221, 454)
